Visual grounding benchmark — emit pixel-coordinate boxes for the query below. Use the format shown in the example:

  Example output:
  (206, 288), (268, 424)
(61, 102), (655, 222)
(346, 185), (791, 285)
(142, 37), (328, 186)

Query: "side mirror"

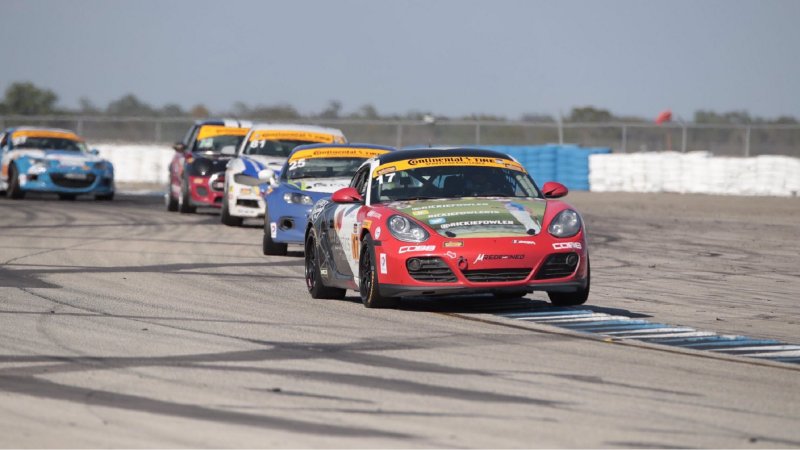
(542, 181), (568, 199)
(173, 142), (186, 153)
(331, 187), (363, 204)
(89, 148), (100, 156)
(258, 169), (278, 186)
(220, 145), (236, 156)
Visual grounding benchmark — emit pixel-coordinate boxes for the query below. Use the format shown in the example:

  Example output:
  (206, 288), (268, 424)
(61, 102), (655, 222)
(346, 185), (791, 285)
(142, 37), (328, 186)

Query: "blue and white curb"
(496, 308), (800, 365)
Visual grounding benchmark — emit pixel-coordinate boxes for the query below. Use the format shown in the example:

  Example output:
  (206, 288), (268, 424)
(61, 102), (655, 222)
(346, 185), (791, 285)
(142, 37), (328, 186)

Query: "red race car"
(304, 148), (590, 308)
(166, 119), (251, 213)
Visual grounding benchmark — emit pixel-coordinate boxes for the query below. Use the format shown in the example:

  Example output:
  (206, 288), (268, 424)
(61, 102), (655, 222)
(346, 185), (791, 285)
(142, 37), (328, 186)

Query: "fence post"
(557, 117), (564, 145)
(395, 123), (403, 148)
(475, 122), (481, 145)
(621, 124), (627, 153)
(155, 120), (162, 143)
(681, 123), (687, 152)
(744, 126), (751, 157)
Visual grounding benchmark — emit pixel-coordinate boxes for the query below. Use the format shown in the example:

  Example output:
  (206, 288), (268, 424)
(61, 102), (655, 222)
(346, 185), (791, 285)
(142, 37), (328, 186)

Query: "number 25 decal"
(288, 159), (306, 171)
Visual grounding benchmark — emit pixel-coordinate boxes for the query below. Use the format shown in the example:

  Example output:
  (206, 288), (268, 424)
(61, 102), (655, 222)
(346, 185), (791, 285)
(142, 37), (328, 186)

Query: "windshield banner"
(196, 125), (249, 141)
(11, 130), (82, 142)
(289, 147), (389, 162)
(372, 156), (525, 178)
(248, 130), (338, 143)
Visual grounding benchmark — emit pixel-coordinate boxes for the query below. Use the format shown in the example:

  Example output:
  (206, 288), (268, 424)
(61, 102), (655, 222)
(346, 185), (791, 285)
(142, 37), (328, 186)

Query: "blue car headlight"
(283, 192), (314, 205)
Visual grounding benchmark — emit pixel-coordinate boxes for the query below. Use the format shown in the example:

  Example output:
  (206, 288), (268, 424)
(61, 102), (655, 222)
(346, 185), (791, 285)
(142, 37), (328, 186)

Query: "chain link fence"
(1, 115), (798, 157)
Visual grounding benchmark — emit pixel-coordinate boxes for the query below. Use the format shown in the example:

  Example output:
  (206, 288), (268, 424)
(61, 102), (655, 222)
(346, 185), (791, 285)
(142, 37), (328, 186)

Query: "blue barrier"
(480, 145), (612, 191)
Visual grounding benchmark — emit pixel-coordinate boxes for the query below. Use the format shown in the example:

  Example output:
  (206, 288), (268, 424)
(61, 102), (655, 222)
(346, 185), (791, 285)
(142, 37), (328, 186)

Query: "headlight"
(548, 209), (582, 238)
(388, 215), (429, 242)
(283, 192), (314, 205)
(28, 157), (46, 165)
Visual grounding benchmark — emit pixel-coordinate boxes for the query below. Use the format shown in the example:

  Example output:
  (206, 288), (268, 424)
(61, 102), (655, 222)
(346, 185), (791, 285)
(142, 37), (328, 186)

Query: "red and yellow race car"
(304, 148), (590, 308)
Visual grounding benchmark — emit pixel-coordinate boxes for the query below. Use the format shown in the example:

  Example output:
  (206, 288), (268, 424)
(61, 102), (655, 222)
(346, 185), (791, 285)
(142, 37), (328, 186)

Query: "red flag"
(655, 110), (673, 125)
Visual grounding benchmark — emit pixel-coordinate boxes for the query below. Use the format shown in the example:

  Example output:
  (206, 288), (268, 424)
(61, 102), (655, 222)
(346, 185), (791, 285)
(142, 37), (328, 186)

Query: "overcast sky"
(1, 0), (799, 119)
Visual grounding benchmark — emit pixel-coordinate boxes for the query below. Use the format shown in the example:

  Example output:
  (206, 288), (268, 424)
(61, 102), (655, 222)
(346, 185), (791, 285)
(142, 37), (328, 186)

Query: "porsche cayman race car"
(260, 143), (394, 255)
(221, 124), (347, 226)
(0, 127), (114, 200)
(166, 119), (251, 213)
(304, 148), (590, 308)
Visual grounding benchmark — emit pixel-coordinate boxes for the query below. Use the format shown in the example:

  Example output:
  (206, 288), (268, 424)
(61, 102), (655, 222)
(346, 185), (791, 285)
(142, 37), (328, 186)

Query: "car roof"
(376, 147), (512, 164)
(194, 118), (253, 128)
(247, 123), (345, 137)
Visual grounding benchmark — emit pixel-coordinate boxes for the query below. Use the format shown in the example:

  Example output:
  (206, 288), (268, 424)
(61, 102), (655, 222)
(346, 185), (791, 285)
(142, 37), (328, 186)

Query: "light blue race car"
(0, 127), (114, 200)
(257, 143), (394, 255)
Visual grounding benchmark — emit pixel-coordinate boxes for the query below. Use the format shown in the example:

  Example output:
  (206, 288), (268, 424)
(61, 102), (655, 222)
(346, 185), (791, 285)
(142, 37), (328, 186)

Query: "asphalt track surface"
(0, 191), (798, 448)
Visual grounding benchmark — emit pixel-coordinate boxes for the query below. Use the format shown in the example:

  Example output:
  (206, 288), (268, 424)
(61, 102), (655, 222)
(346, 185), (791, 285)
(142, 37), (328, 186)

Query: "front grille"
(237, 199), (260, 208)
(462, 268), (531, 282)
(535, 253), (579, 279)
(406, 257), (457, 283)
(50, 173), (95, 188)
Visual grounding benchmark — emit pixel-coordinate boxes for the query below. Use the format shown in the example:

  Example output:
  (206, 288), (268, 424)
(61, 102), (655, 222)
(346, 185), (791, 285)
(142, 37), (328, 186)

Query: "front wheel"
(178, 177), (196, 214)
(262, 208), (287, 256)
(548, 259), (590, 306)
(7, 164), (25, 199)
(305, 233), (346, 299)
(221, 195), (243, 226)
(165, 186), (178, 211)
(359, 234), (397, 308)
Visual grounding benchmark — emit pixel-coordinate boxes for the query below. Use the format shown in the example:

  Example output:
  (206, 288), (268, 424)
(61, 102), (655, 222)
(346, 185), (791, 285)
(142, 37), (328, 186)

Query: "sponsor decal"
(270, 222), (277, 238)
(334, 208), (345, 230)
(375, 166), (396, 176)
(239, 187), (252, 195)
(351, 235), (360, 259)
(362, 219), (372, 229)
(320, 269), (328, 276)
(553, 242), (582, 250)
(512, 240), (536, 245)
(473, 254), (525, 264)
(440, 220), (515, 229)
(426, 210), (500, 219)
(412, 210), (428, 216)
(379, 253), (387, 274)
(443, 241), (464, 247)
(196, 125), (248, 141)
(249, 129), (337, 143)
(445, 251), (457, 259)
(374, 227), (381, 239)
(428, 217), (446, 225)
(398, 245), (436, 254)
(192, 178), (204, 184)
(373, 156), (525, 177)
(352, 223), (359, 234)
(289, 147), (388, 161)
(310, 199), (329, 221)
(367, 210), (382, 219)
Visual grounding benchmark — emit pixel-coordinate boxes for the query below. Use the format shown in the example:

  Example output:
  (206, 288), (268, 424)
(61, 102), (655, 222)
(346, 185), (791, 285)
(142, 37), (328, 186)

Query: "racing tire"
(359, 234), (397, 308)
(177, 177), (196, 214)
(547, 259), (590, 306)
(221, 196), (243, 227)
(165, 189), (178, 211)
(305, 233), (346, 300)
(262, 210), (287, 256)
(58, 194), (77, 201)
(7, 164), (25, 199)
(95, 192), (114, 201)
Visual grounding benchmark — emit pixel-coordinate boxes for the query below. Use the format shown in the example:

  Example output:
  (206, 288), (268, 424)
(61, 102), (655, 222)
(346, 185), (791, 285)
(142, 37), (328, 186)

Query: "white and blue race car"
(0, 127), (114, 200)
(221, 124), (347, 226)
(260, 143), (394, 255)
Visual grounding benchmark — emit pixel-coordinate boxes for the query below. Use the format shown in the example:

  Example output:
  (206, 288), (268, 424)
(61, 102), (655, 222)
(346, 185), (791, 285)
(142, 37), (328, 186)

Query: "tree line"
(1, 81), (797, 125)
